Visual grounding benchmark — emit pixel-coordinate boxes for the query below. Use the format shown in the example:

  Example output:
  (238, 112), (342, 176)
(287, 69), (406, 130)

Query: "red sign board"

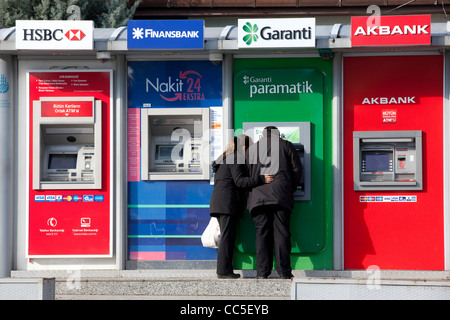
(28, 71), (111, 257)
(351, 15), (431, 46)
(41, 100), (93, 117)
(343, 55), (444, 270)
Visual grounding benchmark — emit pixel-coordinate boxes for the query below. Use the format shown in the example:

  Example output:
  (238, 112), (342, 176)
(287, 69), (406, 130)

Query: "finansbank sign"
(238, 18), (315, 48)
(127, 20), (204, 49)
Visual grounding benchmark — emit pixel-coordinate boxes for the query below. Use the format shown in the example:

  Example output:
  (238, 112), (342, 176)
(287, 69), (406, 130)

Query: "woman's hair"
(222, 134), (253, 157)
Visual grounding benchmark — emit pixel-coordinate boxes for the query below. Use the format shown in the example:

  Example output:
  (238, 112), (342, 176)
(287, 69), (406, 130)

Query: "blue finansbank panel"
(127, 60), (222, 261)
(127, 20), (204, 50)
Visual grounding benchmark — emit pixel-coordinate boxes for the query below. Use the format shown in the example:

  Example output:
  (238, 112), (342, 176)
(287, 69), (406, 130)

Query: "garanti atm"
(140, 107), (210, 180)
(243, 121), (311, 201)
(32, 96), (102, 190)
(353, 130), (423, 190)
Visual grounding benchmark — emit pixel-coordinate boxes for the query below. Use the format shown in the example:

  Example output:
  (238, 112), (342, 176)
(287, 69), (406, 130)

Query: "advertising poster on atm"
(28, 70), (112, 257)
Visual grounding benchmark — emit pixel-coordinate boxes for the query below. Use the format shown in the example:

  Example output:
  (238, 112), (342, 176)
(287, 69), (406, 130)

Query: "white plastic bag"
(201, 217), (221, 248)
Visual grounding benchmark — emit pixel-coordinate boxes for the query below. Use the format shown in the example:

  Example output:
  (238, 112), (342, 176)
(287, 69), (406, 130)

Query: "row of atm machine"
(32, 101), (422, 194)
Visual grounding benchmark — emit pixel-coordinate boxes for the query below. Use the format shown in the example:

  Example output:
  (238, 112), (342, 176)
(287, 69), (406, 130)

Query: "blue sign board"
(127, 60), (222, 108)
(127, 20), (204, 50)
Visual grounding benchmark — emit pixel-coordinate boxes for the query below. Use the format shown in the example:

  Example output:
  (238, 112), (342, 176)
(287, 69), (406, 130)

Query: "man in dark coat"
(247, 126), (302, 279)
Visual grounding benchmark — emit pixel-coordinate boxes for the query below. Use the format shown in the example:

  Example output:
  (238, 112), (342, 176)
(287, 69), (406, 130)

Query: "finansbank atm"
(32, 96), (102, 190)
(141, 107), (210, 180)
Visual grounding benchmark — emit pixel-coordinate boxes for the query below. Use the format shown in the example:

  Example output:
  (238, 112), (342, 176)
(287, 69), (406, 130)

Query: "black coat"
(209, 153), (262, 217)
(247, 136), (302, 212)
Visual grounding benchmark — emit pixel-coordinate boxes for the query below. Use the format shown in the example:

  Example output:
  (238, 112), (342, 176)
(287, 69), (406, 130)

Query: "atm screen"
(48, 154), (77, 170)
(155, 145), (183, 161)
(363, 152), (390, 172)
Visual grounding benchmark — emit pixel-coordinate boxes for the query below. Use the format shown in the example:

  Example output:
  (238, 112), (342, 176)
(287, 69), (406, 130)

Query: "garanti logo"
(238, 18), (315, 49)
(242, 22), (259, 45)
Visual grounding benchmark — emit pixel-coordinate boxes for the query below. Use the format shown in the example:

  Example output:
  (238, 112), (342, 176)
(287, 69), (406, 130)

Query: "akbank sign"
(127, 20), (204, 50)
(238, 18), (315, 48)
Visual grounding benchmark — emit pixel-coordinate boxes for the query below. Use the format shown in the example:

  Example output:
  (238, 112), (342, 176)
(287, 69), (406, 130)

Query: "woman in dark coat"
(210, 135), (273, 279)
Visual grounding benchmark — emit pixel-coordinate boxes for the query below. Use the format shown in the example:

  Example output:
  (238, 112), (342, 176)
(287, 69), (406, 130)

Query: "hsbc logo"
(16, 20), (93, 50)
(22, 29), (86, 41)
(22, 29), (63, 41)
(65, 29), (86, 41)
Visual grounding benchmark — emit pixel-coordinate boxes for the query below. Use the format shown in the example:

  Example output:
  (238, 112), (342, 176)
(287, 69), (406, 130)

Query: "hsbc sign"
(351, 15), (431, 47)
(16, 20), (93, 50)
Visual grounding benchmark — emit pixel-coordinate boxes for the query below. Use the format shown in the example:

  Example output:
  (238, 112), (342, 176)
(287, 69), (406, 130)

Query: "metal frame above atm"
(33, 96), (102, 190)
(353, 130), (423, 191)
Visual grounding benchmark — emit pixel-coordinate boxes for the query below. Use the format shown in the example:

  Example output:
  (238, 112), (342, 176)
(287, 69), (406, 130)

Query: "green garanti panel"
(233, 58), (333, 270)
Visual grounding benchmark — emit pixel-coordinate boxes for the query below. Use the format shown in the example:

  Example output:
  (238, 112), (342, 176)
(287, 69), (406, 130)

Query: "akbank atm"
(243, 121), (311, 201)
(353, 130), (423, 190)
(141, 107), (210, 180)
(32, 96), (102, 190)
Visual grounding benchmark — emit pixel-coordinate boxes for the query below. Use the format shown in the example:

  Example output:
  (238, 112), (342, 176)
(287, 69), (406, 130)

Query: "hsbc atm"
(32, 96), (102, 190)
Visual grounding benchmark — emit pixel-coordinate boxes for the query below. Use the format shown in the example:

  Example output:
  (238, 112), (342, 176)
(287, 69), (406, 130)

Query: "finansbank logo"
(238, 18), (315, 48)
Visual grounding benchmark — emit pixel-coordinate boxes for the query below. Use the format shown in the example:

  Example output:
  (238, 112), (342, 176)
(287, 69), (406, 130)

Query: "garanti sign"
(235, 68), (323, 102)
(351, 15), (431, 46)
(238, 18), (315, 48)
(16, 20), (94, 50)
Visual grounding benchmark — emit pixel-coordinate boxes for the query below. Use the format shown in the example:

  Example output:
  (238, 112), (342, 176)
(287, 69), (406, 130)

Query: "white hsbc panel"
(15, 20), (94, 50)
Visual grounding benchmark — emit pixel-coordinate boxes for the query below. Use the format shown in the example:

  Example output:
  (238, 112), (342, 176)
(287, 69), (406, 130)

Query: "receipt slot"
(141, 108), (210, 180)
(243, 121), (311, 201)
(353, 131), (423, 190)
(32, 97), (102, 190)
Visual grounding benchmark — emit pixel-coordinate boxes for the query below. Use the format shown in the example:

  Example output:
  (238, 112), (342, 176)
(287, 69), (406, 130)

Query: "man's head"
(262, 126), (280, 138)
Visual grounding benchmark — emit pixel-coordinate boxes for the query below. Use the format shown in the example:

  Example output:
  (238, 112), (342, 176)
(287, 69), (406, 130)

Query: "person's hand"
(264, 175), (274, 183)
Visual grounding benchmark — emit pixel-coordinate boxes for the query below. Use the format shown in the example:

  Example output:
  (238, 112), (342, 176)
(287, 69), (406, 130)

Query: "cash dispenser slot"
(353, 131), (422, 190)
(33, 97), (102, 190)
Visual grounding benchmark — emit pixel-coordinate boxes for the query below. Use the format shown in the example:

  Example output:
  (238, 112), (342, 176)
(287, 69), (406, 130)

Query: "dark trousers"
(216, 214), (238, 275)
(251, 205), (292, 277)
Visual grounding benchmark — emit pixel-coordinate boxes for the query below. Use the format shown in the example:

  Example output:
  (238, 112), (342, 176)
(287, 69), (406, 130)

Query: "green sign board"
(233, 58), (333, 270)
(235, 68), (323, 102)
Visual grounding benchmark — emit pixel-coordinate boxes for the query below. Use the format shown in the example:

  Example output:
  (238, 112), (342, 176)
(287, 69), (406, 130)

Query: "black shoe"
(255, 275), (268, 279)
(217, 273), (240, 279)
(280, 273), (294, 279)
